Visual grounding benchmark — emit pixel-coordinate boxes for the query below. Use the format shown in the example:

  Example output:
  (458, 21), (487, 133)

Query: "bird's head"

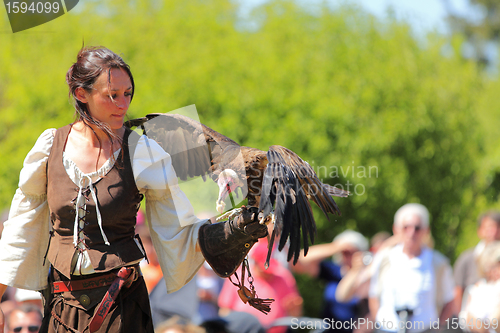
(216, 169), (245, 213)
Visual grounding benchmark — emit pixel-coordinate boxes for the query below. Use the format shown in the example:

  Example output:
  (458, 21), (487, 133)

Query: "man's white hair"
(394, 203), (430, 228)
(333, 230), (369, 251)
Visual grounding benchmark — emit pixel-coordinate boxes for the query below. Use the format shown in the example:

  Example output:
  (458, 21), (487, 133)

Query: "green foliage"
(1, 0), (500, 318)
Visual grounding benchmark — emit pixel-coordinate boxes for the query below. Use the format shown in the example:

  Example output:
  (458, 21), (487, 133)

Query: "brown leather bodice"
(46, 124), (144, 278)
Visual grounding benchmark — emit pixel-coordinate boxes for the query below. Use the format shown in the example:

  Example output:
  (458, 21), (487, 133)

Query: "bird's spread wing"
(126, 112), (348, 267)
(259, 145), (343, 265)
(125, 112), (241, 182)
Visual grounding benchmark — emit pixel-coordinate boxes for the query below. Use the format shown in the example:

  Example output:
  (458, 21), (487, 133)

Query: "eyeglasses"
(403, 224), (422, 232)
(12, 325), (40, 332)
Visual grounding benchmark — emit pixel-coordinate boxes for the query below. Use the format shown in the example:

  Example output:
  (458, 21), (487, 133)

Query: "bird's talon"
(259, 212), (275, 225)
(216, 207), (243, 222)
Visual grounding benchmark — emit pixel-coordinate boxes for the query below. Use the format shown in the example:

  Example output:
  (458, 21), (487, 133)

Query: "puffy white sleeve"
(132, 135), (208, 293)
(0, 129), (55, 290)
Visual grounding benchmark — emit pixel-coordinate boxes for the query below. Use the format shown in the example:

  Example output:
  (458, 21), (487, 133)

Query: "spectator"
(218, 239), (302, 329)
(335, 231), (394, 333)
(149, 212), (223, 327)
(292, 229), (369, 333)
(369, 203), (455, 333)
(461, 241), (500, 333)
(220, 311), (265, 333)
(5, 303), (42, 333)
(197, 263), (224, 322)
(0, 288), (17, 327)
(335, 231), (392, 304)
(200, 311), (265, 333)
(150, 277), (200, 327)
(13, 290), (42, 311)
(453, 211), (500, 312)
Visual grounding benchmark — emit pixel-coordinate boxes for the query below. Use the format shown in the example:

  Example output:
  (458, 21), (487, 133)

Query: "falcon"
(125, 112), (348, 265)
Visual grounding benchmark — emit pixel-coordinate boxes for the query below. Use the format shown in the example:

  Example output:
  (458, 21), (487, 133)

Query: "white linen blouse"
(0, 128), (207, 293)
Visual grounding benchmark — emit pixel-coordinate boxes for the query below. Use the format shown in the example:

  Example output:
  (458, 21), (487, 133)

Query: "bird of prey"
(125, 112), (348, 265)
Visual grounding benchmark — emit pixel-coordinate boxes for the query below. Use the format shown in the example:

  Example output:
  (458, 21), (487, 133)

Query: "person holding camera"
(293, 229), (370, 333)
(368, 203), (455, 333)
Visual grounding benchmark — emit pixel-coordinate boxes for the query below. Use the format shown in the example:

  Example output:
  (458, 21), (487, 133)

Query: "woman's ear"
(75, 87), (88, 103)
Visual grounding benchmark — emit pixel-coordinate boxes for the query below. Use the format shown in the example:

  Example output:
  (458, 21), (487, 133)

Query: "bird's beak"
(216, 184), (231, 214)
(216, 200), (226, 214)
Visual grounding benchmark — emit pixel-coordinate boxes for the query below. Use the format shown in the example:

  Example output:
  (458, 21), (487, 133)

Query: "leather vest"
(46, 124), (144, 279)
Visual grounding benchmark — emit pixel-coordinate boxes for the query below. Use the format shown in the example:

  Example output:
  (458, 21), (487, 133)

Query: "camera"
(362, 251), (373, 265)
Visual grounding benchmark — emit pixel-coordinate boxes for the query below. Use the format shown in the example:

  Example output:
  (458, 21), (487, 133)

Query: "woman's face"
(78, 67), (133, 131)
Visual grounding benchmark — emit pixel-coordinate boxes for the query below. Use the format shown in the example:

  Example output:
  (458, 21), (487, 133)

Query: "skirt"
(40, 268), (154, 333)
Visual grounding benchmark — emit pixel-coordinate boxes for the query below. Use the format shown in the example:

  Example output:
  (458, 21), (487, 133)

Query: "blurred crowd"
(2, 205), (500, 333)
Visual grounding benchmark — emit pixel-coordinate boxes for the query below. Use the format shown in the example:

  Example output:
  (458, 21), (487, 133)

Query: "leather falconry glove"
(198, 206), (274, 314)
(198, 206), (268, 278)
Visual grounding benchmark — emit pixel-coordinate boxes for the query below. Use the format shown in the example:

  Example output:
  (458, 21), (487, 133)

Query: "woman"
(0, 46), (266, 333)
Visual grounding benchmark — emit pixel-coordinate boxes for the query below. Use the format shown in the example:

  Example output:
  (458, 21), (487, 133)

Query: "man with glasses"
(369, 203), (455, 333)
(6, 303), (42, 333)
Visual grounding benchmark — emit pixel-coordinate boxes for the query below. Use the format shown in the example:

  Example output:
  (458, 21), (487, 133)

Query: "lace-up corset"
(46, 124), (144, 279)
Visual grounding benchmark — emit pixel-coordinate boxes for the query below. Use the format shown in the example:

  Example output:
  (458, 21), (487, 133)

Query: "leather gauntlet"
(198, 206), (268, 278)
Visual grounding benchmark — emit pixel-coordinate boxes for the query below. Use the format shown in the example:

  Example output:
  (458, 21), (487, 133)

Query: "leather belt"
(51, 272), (116, 293)
(51, 266), (142, 293)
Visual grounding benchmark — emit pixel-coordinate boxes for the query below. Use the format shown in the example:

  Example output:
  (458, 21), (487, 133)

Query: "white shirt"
(369, 244), (454, 333)
(0, 128), (208, 293)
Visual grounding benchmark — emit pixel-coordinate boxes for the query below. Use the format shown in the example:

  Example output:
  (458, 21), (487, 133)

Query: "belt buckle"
(122, 267), (138, 289)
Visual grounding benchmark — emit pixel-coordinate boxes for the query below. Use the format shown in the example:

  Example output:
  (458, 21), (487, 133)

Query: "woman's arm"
(0, 129), (54, 291)
(132, 135), (207, 293)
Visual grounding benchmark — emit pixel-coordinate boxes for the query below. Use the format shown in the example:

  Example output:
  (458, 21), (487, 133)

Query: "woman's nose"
(115, 96), (130, 110)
